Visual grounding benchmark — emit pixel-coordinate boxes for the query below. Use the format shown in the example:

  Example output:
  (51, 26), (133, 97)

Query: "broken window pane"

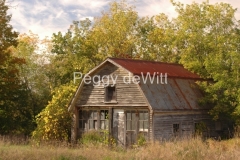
(173, 124), (180, 134)
(139, 110), (148, 132)
(90, 112), (93, 119)
(94, 120), (97, 130)
(83, 120), (87, 130)
(127, 112), (131, 120)
(139, 121), (143, 131)
(101, 111), (105, 119)
(132, 120), (136, 130)
(127, 120), (131, 130)
(93, 111), (97, 119)
(100, 110), (109, 130)
(100, 120), (105, 130)
(144, 113), (148, 120)
(79, 120), (83, 129)
(132, 113), (136, 122)
(105, 86), (116, 102)
(139, 112), (144, 120)
(79, 110), (88, 130)
(79, 110), (83, 119)
(89, 120), (93, 129)
(105, 110), (108, 119)
(144, 121), (149, 131)
(105, 120), (109, 129)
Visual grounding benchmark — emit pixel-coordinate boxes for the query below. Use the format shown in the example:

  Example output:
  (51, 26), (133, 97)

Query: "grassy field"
(0, 137), (240, 160)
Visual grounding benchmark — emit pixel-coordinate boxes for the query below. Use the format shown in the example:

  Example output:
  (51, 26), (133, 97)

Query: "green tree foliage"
(12, 32), (51, 116)
(90, 1), (139, 59)
(50, 19), (94, 87)
(32, 83), (76, 141)
(146, 13), (178, 62)
(0, 0), (34, 135)
(0, 0), (18, 51)
(171, 0), (240, 122)
(0, 53), (32, 135)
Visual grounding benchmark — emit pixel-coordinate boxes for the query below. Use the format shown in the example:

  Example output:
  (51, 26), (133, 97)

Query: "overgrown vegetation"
(32, 83), (77, 141)
(1, 136), (240, 160)
(79, 130), (116, 147)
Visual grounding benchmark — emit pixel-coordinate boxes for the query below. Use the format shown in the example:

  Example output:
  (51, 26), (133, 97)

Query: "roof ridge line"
(108, 57), (183, 66)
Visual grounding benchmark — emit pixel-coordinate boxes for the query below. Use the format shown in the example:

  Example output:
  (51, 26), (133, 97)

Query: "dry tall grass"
(0, 136), (240, 160)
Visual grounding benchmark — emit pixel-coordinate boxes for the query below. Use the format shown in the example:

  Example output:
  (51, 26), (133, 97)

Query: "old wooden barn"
(68, 58), (224, 146)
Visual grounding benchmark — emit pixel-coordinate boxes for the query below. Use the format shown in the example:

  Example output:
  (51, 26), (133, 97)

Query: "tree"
(172, 0), (240, 122)
(11, 32), (52, 123)
(50, 19), (95, 88)
(0, 0), (18, 52)
(0, 0), (34, 135)
(90, 1), (139, 59)
(146, 13), (179, 62)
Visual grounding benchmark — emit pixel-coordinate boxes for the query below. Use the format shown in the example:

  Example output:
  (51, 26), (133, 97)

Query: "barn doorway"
(125, 110), (137, 146)
(113, 109), (125, 146)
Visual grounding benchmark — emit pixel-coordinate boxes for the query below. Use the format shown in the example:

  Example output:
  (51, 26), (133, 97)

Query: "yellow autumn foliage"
(32, 83), (77, 141)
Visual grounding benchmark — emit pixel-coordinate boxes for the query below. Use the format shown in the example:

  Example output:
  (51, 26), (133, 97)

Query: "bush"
(32, 83), (77, 141)
(79, 130), (116, 146)
(137, 133), (147, 146)
(80, 131), (103, 145)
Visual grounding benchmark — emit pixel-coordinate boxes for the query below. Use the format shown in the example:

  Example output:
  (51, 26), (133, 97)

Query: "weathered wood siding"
(76, 62), (148, 106)
(153, 113), (217, 140)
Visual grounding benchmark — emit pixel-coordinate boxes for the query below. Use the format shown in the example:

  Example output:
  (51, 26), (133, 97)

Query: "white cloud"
(7, 0), (240, 40)
(132, 0), (176, 18)
(9, 0), (72, 39)
(56, 10), (63, 18)
(59, 0), (110, 10)
(134, 0), (240, 19)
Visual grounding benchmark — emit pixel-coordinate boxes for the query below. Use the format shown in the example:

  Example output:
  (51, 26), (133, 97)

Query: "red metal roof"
(109, 58), (201, 79)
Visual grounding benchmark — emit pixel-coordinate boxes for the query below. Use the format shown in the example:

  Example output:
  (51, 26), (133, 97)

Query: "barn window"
(89, 110), (98, 130)
(105, 86), (116, 102)
(100, 110), (109, 130)
(126, 111), (137, 131)
(139, 111), (148, 132)
(79, 110), (88, 131)
(173, 124), (180, 136)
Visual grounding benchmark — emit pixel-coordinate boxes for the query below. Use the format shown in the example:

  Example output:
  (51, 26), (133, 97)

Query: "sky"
(8, 0), (240, 39)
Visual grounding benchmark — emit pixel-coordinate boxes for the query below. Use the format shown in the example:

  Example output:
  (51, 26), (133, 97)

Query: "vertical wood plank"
(71, 107), (78, 143)
(97, 110), (100, 130)
(108, 107), (113, 147)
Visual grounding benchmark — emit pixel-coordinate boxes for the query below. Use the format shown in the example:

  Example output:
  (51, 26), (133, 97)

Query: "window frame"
(79, 110), (88, 131)
(126, 110), (137, 131)
(139, 111), (149, 132)
(104, 85), (117, 103)
(78, 109), (109, 132)
(88, 110), (98, 130)
(173, 123), (180, 136)
(100, 110), (109, 130)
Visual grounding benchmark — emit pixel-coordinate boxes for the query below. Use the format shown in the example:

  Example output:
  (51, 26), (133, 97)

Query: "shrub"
(79, 130), (116, 146)
(137, 133), (147, 146)
(32, 83), (77, 141)
(80, 131), (104, 145)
